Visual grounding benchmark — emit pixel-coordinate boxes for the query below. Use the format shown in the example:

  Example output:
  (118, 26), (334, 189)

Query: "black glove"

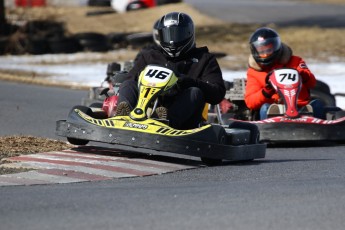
(265, 71), (274, 85)
(262, 71), (275, 98)
(177, 75), (198, 90)
(166, 62), (180, 76)
(262, 85), (275, 98)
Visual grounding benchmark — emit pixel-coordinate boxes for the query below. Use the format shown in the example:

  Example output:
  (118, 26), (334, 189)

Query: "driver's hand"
(177, 76), (197, 90)
(262, 71), (275, 98)
(265, 71), (274, 85)
(262, 85), (275, 98)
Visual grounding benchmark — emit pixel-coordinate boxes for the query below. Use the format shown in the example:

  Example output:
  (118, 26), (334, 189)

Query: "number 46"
(146, 69), (170, 80)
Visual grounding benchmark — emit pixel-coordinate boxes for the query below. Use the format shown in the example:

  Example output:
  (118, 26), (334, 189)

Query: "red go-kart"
(221, 68), (345, 144)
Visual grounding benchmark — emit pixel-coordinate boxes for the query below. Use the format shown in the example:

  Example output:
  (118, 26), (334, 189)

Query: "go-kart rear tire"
(90, 102), (103, 108)
(201, 157), (223, 166)
(201, 126), (226, 166)
(334, 110), (345, 119)
(314, 80), (331, 95)
(67, 137), (89, 146)
(311, 90), (336, 107)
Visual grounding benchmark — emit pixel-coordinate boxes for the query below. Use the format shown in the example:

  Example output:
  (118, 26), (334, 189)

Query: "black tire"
(310, 90), (336, 107)
(73, 32), (110, 52)
(67, 137), (89, 146)
(200, 126), (226, 166)
(0, 37), (9, 55)
(82, 43), (110, 52)
(107, 33), (128, 44)
(201, 157), (223, 166)
(49, 37), (82, 54)
(73, 32), (107, 41)
(126, 32), (153, 48)
(334, 110), (345, 119)
(66, 106), (92, 145)
(90, 102), (103, 108)
(27, 37), (50, 55)
(87, 0), (111, 7)
(314, 80), (331, 95)
(0, 23), (19, 36)
(227, 120), (260, 144)
(107, 32), (129, 49)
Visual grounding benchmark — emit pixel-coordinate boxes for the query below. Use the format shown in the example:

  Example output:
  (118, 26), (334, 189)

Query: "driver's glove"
(177, 75), (198, 90)
(262, 72), (275, 98)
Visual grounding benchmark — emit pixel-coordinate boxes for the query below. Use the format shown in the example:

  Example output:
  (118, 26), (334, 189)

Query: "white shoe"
(300, 104), (313, 114)
(267, 104), (285, 116)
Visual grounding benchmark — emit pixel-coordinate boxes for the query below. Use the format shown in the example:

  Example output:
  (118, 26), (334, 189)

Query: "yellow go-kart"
(56, 65), (266, 165)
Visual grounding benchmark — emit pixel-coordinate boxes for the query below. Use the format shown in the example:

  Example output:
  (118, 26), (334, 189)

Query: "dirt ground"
(1, 2), (345, 173)
(0, 136), (73, 174)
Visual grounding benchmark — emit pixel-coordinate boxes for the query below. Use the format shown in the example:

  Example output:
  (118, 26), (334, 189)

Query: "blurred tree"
(0, 0), (6, 35)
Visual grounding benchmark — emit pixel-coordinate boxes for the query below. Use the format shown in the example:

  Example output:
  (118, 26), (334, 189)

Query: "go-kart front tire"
(67, 137), (89, 146)
(201, 126), (226, 166)
(201, 157), (223, 166)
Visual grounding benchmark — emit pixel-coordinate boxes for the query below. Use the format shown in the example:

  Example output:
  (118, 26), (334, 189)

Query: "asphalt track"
(1, 1), (345, 230)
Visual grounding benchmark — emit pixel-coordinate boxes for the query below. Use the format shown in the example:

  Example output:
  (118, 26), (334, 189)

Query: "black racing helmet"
(152, 19), (160, 46)
(157, 12), (195, 58)
(249, 27), (282, 66)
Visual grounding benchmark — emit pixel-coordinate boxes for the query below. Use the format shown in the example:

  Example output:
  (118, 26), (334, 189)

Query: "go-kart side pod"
(56, 106), (266, 164)
(251, 115), (345, 143)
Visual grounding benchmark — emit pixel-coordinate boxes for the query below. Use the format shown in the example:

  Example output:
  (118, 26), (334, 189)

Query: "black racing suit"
(118, 46), (226, 129)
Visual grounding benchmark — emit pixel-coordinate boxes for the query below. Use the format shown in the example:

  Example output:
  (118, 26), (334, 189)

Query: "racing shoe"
(155, 107), (167, 120)
(115, 101), (131, 116)
(300, 104), (313, 114)
(306, 104), (313, 113)
(267, 104), (284, 116)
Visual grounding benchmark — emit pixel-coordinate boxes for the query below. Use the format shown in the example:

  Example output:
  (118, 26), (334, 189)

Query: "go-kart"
(81, 61), (133, 107)
(56, 65), (266, 165)
(218, 68), (345, 144)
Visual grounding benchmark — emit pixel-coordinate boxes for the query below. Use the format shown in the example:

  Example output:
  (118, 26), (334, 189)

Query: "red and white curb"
(0, 147), (201, 186)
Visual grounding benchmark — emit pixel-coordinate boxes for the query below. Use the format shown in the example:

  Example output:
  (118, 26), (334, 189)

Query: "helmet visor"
(159, 25), (192, 46)
(252, 37), (281, 58)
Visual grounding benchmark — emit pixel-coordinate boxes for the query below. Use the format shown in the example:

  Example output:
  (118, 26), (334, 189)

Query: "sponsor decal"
(75, 108), (213, 136)
(279, 117), (308, 122)
(299, 63), (308, 69)
(124, 122), (148, 130)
